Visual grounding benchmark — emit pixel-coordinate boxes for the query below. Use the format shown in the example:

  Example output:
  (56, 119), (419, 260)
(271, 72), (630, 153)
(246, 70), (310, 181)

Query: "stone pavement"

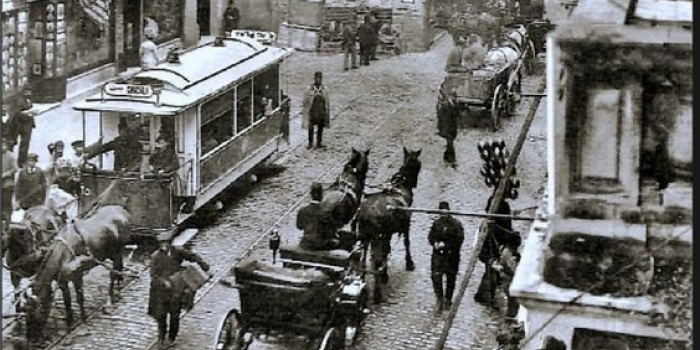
(2, 32), (547, 350)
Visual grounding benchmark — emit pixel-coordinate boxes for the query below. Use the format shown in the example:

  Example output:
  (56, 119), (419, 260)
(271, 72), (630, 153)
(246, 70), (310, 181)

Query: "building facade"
(510, 0), (692, 349)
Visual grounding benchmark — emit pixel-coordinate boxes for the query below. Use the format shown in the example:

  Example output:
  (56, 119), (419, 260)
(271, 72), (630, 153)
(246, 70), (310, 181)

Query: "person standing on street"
(148, 235), (210, 349)
(342, 21), (359, 71)
(357, 16), (375, 66)
(297, 183), (338, 250)
(5, 90), (36, 167)
(301, 72), (331, 149)
(2, 141), (19, 222)
(15, 153), (47, 210)
(437, 90), (459, 166)
(222, 1), (241, 35)
(428, 201), (465, 315)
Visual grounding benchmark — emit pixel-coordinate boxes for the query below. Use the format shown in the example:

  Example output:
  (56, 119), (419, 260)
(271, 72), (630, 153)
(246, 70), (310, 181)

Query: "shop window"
(252, 65), (280, 122)
(201, 90), (234, 155)
(236, 80), (253, 133)
(65, 0), (115, 76)
(144, 0), (182, 44)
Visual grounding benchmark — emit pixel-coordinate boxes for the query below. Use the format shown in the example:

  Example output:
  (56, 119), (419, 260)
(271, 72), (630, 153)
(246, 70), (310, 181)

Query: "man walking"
(297, 183), (338, 250)
(2, 141), (18, 222)
(301, 72), (330, 149)
(342, 21), (358, 71)
(428, 201), (464, 315)
(437, 89), (459, 166)
(148, 235), (210, 349)
(15, 153), (47, 210)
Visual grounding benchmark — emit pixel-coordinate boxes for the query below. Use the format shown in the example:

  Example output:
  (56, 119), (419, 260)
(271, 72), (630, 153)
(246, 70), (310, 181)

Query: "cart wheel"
(214, 309), (245, 350)
(317, 328), (338, 350)
(491, 85), (507, 131)
(507, 78), (521, 112)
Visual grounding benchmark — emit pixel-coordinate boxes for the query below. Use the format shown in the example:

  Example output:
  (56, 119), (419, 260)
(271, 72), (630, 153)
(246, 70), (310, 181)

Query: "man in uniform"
(15, 153), (47, 210)
(89, 119), (142, 172)
(437, 89), (459, 166)
(150, 134), (180, 174)
(148, 235), (210, 349)
(297, 183), (338, 250)
(301, 72), (331, 149)
(2, 141), (18, 222)
(428, 201), (464, 315)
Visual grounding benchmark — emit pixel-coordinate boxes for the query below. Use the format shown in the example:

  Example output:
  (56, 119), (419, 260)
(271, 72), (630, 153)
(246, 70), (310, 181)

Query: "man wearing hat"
(297, 182), (337, 250)
(15, 153), (48, 210)
(89, 119), (142, 172)
(2, 141), (19, 222)
(150, 133), (180, 174)
(301, 72), (331, 149)
(428, 201), (464, 315)
(5, 90), (37, 167)
(148, 235), (210, 349)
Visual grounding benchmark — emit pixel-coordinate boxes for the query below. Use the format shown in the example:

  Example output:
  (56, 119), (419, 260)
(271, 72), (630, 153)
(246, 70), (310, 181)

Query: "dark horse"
(25, 179), (131, 343)
(319, 147), (370, 247)
(353, 147), (422, 303)
(2, 206), (63, 312)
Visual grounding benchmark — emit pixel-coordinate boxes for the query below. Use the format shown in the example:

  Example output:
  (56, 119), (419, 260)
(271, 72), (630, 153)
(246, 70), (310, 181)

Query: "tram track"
(1, 66), (412, 350)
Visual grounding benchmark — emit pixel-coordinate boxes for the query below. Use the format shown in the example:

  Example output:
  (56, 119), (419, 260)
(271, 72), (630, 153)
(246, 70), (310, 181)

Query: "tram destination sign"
(104, 82), (153, 98)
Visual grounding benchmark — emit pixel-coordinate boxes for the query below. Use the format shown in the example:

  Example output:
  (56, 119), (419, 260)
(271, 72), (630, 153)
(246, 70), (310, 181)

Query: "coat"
(479, 196), (521, 264)
(151, 146), (180, 173)
(15, 167), (47, 209)
(301, 84), (331, 129)
(437, 98), (458, 140)
(89, 133), (142, 172)
(296, 201), (336, 250)
(357, 23), (376, 46)
(342, 25), (357, 48)
(462, 42), (487, 70)
(428, 215), (465, 273)
(148, 246), (209, 319)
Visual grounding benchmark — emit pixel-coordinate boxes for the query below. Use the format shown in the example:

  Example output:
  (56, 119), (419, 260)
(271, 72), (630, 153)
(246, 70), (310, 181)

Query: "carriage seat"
(279, 245), (352, 269)
(234, 259), (332, 289)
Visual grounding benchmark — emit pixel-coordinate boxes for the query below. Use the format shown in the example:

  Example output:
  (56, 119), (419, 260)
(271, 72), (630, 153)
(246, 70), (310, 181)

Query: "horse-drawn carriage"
(439, 44), (522, 131)
(214, 246), (368, 350)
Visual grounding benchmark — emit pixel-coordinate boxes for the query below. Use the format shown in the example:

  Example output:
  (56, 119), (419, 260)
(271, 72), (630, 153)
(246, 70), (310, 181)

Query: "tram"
(72, 37), (294, 239)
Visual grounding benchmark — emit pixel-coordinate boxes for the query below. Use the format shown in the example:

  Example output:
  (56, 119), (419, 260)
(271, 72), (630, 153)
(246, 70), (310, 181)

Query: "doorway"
(198, 0), (211, 36)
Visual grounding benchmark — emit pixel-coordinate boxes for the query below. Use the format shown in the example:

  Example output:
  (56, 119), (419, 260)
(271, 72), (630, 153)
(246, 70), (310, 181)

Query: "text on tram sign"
(104, 83), (153, 98)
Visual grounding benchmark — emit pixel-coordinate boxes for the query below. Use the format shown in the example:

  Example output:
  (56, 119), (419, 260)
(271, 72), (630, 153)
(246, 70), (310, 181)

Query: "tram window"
(252, 65), (281, 122)
(236, 80), (253, 133)
(201, 90), (235, 155)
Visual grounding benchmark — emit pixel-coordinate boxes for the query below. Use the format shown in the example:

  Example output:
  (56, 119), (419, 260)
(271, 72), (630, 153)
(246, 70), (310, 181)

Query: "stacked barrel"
(477, 138), (520, 200)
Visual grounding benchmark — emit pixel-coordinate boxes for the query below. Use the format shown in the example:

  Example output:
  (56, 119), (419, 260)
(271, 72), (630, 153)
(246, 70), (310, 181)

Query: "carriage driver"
(297, 182), (339, 251)
(149, 235), (210, 349)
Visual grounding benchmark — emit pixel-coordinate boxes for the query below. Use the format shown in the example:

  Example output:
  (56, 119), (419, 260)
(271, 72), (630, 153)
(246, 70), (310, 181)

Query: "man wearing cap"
(148, 236), (210, 349)
(297, 183), (338, 250)
(301, 72), (331, 149)
(150, 134), (180, 174)
(15, 153), (48, 210)
(428, 201), (464, 315)
(2, 141), (19, 222)
(89, 119), (142, 172)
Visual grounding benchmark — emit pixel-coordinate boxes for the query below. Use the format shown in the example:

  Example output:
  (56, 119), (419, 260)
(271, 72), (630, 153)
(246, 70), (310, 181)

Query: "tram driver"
(88, 118), (142, 172)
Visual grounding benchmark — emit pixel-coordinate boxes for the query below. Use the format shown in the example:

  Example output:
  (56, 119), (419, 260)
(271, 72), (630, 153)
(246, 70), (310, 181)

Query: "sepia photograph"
(0, 0), (692, 350)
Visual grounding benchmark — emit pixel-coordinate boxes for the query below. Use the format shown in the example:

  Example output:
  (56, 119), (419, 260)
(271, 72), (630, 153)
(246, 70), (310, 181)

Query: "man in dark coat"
(437, 89), (459, 166)
(88, 120), (142, 172)
(5, 90), (36, 167)
(297, 183), (338, 250)
(301, 72), (331, 149)
(2, 141), (18, 221)
(148, 235), (210, 349)
(15, 153), (47, 210)
(150, 134), (180, 174)
(357, 16), (376, 66)
(222, 1), (240, 34)
(342, 21), (359, 71)
(369, 12), (381, 60)
(428, 201), (464, 314)
(474, 194), (521, 307)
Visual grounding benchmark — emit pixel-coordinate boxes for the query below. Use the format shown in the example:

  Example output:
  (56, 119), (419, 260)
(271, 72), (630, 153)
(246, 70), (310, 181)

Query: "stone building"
(509, 0), (692, 349)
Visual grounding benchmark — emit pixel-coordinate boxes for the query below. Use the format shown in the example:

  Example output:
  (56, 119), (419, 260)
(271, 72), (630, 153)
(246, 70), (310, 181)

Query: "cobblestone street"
(3, 33), (547, 350)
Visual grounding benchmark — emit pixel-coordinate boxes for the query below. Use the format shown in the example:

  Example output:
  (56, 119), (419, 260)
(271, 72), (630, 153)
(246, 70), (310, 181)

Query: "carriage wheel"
(491, 85), (508, 131)
(214, 309), (246, 350)
(317, 327), (338, 350)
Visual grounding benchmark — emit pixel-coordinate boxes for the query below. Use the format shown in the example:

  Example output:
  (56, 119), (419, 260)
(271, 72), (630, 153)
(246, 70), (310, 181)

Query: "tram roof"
(73, 37), (294, 116)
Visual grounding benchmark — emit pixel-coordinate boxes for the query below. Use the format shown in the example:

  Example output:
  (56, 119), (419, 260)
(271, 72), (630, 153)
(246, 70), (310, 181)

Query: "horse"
(25, 179), (131, 342)
(319, 147), (370, 247)
(353, 147), (422, 303)
(2, 206), (63, 312)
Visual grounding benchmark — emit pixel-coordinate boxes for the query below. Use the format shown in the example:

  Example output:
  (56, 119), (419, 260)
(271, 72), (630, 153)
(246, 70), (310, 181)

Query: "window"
(201, 90), (234, 155)
(144, 0), (182, 44)
(252, 65), (280, 122)
(236, 80), (253, 133)
(65, 0), (115, 75)
(579, 89), (620, 180)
